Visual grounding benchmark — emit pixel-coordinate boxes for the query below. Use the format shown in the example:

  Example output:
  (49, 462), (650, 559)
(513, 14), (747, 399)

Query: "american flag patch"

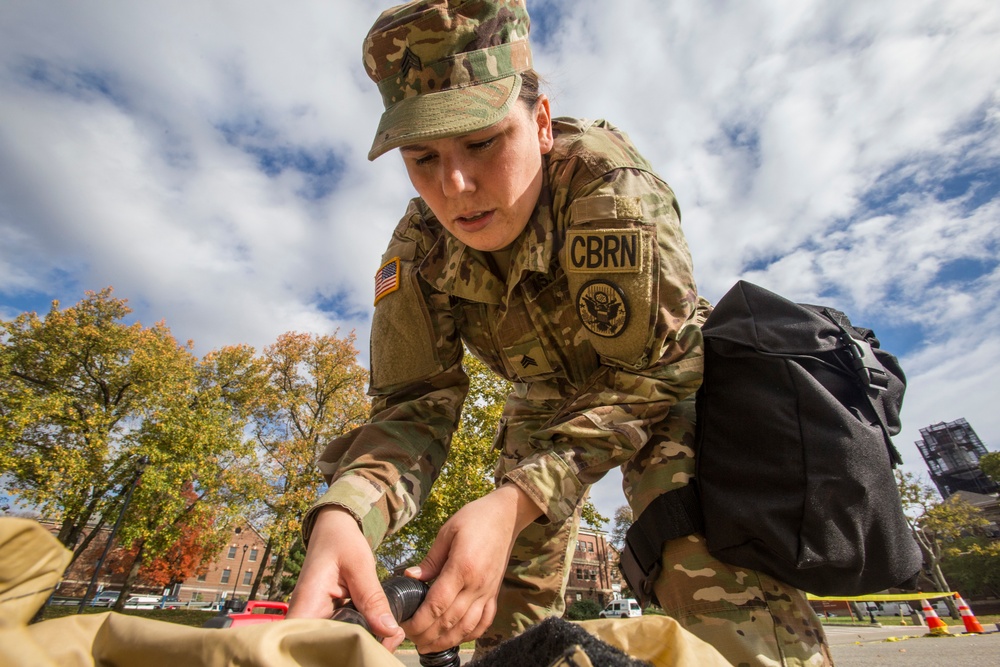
(374, 257), (400, 305)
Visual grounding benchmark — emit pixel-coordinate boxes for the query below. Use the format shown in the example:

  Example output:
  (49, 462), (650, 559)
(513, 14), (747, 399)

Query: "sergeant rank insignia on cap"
(374, 257), (400, 306)
(577, 280), (629, 337)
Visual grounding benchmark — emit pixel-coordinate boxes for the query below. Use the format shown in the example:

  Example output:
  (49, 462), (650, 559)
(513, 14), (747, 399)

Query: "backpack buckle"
(842, 335), (889, 391)
(619, 544), (661, 609)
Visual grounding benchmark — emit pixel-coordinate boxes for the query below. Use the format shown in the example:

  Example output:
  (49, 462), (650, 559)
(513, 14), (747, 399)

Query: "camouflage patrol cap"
(363, 0), (533, 160)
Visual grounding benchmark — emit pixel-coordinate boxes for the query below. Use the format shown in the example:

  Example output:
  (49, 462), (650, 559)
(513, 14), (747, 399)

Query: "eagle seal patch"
(577, 280), (629, 338)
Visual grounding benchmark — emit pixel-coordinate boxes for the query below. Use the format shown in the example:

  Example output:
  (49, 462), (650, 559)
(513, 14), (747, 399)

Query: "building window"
(576, 568), (583, 580)
(220, 569), (231, 584)
(197, 573), (207, 582)
(588, 542), (594, 552)
(243, 570), (253, 585)
(576, 593), (582, 601)
(249, 548), (258, 562)
(227, 546), (237, 559)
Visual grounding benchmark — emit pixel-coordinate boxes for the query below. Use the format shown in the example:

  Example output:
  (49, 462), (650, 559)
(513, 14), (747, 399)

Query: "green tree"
(0, 291), (266, 610)
(106, 344), (264, 609)
(566, 598), (602, 620)
(262, 535), (306, 601)
(941, 541), (1000, 599)
(896, 470), (990, 616)
(2, 290), (161, 553)
(377, 353), (606, 570)
(250, 332), (370, 599)
(980, 452), (1000, 484)
(609, 505), (633, 552)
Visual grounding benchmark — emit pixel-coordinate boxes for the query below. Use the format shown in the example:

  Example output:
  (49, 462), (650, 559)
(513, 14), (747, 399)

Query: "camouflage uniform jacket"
(307, 117), (708, 549)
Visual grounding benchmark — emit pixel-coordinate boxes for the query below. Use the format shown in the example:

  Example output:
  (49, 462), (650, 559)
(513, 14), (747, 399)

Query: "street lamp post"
(230, 543), (248, 609)
(77, 456), (149, 614)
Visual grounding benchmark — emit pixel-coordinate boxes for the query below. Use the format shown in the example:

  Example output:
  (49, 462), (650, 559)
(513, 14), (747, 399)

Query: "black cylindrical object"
(329, 576), (460, 667)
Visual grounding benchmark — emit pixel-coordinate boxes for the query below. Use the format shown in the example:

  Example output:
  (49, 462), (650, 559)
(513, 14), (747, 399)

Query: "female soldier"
(288, 2), (831, 665)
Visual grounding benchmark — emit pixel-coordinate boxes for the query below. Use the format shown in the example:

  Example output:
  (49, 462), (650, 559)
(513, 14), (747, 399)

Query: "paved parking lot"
(827, 625), (1000, 666)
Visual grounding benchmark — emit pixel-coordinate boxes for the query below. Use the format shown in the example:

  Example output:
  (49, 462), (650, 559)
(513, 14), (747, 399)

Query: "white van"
(123, 595), (161, 609)
(879, 602), (915, 616)
(599, 598), (642, 618)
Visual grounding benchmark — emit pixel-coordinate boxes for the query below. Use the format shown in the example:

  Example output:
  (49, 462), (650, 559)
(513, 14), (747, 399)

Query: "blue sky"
(2, 0), (998, 528)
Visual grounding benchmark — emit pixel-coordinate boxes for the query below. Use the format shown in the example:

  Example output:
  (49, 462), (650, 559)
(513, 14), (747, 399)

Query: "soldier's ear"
(534, 95), (554, 155)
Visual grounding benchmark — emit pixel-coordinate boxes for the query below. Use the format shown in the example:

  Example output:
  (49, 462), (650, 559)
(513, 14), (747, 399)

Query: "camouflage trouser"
(475, 397), (833, 667)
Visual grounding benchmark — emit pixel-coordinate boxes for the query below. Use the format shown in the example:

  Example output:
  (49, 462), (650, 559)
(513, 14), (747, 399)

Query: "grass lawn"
(38, 605), (217, 628)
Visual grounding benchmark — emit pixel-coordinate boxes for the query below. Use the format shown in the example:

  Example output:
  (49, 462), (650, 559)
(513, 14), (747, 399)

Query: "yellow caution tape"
(806, 592), (954, 602)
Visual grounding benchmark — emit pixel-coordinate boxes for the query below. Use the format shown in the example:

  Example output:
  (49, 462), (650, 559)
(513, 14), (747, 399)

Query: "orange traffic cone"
(954, 593), (984, 634)
(920, 599), (950, 635)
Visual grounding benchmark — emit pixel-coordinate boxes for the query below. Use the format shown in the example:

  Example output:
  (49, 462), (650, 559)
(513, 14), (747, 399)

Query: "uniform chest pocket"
(517, 273), (597, 382)
(454, 301), (510, 379)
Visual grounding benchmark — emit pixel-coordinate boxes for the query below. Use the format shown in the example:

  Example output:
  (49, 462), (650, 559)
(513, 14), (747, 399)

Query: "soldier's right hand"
(286, 506), (405, 651)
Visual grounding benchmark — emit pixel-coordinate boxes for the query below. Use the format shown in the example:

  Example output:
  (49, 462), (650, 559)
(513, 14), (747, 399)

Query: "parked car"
(879, 602), (915, 616)
(89, 592), (120, 607)
(202, 600), (289, 628)
(123, 595), (162, 609)
(599, 598), (642, 619)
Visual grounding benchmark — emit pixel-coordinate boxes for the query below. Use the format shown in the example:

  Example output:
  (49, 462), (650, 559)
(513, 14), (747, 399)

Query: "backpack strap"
(823, 308), (904, 466)
(619, 483), (703, 608)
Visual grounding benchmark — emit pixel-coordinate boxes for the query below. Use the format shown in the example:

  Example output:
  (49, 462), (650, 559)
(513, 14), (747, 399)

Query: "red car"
(202, 600), (288, 628)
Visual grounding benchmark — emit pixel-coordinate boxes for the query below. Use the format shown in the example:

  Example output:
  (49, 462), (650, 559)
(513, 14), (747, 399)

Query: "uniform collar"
(418, 170), (556, 305)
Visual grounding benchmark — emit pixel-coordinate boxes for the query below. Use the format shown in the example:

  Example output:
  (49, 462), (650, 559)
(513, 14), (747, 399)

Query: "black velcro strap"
(619, 484), (703, 608)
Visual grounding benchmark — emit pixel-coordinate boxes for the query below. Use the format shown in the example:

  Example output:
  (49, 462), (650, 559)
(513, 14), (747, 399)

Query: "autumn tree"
(609, 505), (633, 552)
(896, 470), (991, 615)
(376, 353), (606, 571)
(1, 289), (189, 557)
(248, 331), (369, 600)
(101, 342), (264, 610)
(0, 291), (263, 609)
(133, 486), (222, 588)
(941, 541), (1000, 599)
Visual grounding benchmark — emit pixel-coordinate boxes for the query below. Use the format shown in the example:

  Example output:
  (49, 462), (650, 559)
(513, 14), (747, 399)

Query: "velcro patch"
(576, 280), (629, 338)
(374, 257), (400, 305)
(566, 230), (642, 273)
(569, 195), (644, 222)
(503, 339), (556, 378)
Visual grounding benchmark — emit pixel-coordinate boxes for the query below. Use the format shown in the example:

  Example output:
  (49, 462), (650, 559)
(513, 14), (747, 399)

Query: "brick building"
(39, 519), (135, 598)
(41, 518), (275, 605)
(564, 527), (622, 609)
(178, 522), (274, 605)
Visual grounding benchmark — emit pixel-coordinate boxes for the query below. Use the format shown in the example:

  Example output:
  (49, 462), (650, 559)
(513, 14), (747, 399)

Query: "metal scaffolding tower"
(916, 418), (998, 498)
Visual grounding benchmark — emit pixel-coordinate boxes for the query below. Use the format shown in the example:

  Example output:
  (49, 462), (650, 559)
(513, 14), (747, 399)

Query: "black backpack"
(620, 281), (922, 606)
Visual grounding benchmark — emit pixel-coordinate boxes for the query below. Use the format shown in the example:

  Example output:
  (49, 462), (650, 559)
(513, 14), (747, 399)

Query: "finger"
(417, 593), (488, 654)
(349, 575), (400, 639)
(404, 572), (462, 639)
(472, 596), (497, 640)
(380, 625), (406, 652)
